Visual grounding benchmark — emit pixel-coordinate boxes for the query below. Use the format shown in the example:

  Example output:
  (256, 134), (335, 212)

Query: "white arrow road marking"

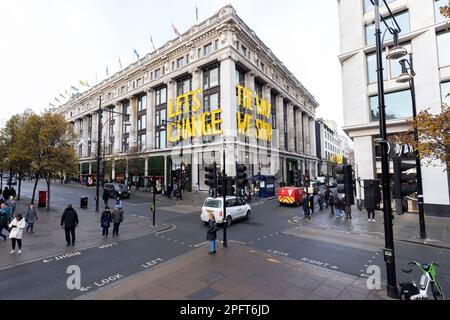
(79, 286), (91, 292)
(43, 258), (54, 263)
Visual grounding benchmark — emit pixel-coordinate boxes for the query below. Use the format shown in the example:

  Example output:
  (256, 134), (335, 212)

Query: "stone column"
(296, 110), (303, 155)
(310, 117), (316, 158)
(166, 79), (176, 149)
(191, 68), (202, 146)
(287, 103), (295, 152)
(144, 157), (148, 177)
(220, 57), (237, 140)
(303, 114), (310, 156)
(164, 155), (168, 187)
(113, 103), (122, 154)
(129, 96), (138, 151)
(276, 95), (284, 151)
(146, 89), (155, 150)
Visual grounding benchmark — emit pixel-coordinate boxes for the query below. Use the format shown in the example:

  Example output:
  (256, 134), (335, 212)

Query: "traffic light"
(336, 164), (354, 206)
(205, 162), (217, 196)
(217, 176), (235, 196)
(393, 156), (417, 199)
(180, 168), (189, 190)
(303, 175), (310, 188)
(293, 170), (300, 187)
(236, 164), (248, 189)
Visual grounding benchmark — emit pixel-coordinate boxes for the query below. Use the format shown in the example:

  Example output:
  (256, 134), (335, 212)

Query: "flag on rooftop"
(134, 48), (140, 60)
(118, 57), (123, 69)
(71, 85), (79, 92)
(172, 22), (181, 36)
(54, 97), (60, 103)
(150, 35), (156, 51)
(59, 93), (65, 99)
(79, 80), (90, 87)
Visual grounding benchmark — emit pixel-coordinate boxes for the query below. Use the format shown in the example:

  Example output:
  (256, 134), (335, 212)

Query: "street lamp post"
(373, 0), (408, 298)
(95, 98), (131, 212)
(396, 53), (427, 239)
(95, 97), (103, 212)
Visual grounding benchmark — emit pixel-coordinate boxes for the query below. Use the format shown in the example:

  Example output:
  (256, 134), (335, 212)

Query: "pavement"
(290, 204), (450, 250)
(79, 242), (390, 300)
(0, 199), (172, 271)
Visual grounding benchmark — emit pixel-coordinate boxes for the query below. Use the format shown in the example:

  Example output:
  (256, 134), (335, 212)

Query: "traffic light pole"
(374, 0), (398, 298)
(222, 149), (227, 248)
(407, 54), (426, 240)
(152, 177), (156, 227)
(95, 97), (102, 213)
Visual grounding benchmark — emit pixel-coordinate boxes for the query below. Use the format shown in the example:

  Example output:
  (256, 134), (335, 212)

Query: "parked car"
(277, 187), (305, 207)
(201, 196), (252, 227)
(104, 183), (130, 199)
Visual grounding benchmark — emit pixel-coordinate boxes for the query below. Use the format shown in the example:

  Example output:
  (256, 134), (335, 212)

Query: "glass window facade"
(203, 65), (219, 90)
(370, 90), (412, 122)
(363, 0), (395, 13)
(137, 94), (147, 111)
(441, 82), (450, 105)
(437, 30), (450, 67)
(204, 43), (212, 56)
(155, 86), (167, 150)
(365, 11), (410, 46)
(367, 51), (387, 84)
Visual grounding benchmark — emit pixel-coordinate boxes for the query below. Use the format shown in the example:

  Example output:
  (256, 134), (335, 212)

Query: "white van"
(201, 196), (252, 227)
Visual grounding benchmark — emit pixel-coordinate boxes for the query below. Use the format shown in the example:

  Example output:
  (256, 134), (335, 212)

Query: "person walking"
(334, 196), (343, 218)
(324, 187), (331, 209)
(328, 194), (335, 216)
(25, 203), (38, 233)
(61, 204), (79, 247)
(8, 213), (26, 254)
(111, 205), (124, 237)
(206, 213), (217, 255)
(368, 209), (376, 222)
(302, 195), (311, 220)
(2, 187), (9, 200)
(318, 191), (324, 211)
(6, 196), (16, 217)
(102, 189), (110, 207)
(309, 193), (315, 215)
(10, 187), (16, 199)
(100, 207), (112, 238)
(0, 203), (9, 241)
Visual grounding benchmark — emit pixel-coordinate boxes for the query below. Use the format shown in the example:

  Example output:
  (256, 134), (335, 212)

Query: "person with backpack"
(0, 203), (9, 241)
(334, 195), (343, 218)
(100, 207), (112, 238)
(111, 205), (124, 237)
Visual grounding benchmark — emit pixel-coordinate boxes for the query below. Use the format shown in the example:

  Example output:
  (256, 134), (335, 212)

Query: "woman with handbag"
(9, 213), (26, 254)
(206, 213), (217, 255)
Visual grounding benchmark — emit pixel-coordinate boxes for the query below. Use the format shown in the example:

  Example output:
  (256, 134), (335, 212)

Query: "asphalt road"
(1, 183), (449, 299)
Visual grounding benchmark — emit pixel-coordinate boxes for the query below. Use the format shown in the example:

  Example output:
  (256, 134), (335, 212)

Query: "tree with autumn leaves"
(0, 111), (78, 211)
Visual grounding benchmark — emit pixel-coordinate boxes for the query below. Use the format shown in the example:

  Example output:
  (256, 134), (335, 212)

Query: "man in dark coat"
(61, 204), (79, 246)
(206, 214), (217, 255)
(324, 187), (331, 209)
(102, 189), (110, 207)
(2, 187), (9, 200)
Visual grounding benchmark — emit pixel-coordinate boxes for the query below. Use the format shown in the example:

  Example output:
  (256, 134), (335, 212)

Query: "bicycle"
(399, 261), (445, 300)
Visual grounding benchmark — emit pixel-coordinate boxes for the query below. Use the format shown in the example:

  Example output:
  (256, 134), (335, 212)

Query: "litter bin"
(38, 191), (47, 208)
(80, 196), (88, 209)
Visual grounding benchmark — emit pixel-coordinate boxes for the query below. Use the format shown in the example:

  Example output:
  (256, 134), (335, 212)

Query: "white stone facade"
(56, 5), (319, 190)
(338, 0), (450, 214)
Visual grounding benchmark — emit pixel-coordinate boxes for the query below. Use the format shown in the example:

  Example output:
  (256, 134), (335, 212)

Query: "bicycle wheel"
(431, 282), (445, 300)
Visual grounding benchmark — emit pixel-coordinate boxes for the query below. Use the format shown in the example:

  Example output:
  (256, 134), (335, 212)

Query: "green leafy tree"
(38, 113), (79, 211)
(0, 112), (35, 200)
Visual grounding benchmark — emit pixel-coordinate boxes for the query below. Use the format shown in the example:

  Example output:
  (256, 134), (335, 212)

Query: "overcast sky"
(0, 0), (343, 130)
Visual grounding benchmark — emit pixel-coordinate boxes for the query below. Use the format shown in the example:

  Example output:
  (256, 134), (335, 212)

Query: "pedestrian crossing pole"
(222, 148), (227, 248)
